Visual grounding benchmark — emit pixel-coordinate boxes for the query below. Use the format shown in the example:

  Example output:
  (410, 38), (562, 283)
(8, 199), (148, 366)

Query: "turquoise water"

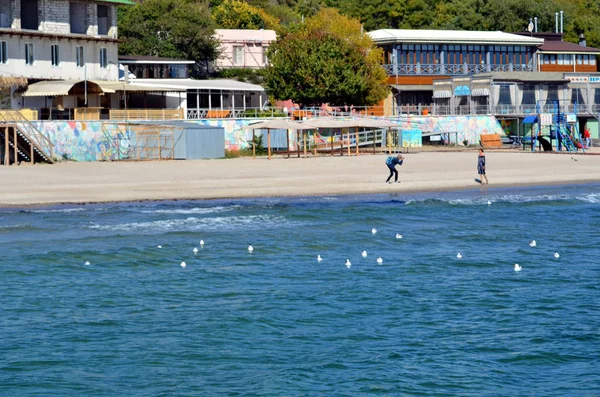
(1, 185), (599, 396)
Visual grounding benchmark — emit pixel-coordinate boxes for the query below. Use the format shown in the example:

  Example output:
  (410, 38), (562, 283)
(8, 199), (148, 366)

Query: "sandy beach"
(1, 150), (599, 206)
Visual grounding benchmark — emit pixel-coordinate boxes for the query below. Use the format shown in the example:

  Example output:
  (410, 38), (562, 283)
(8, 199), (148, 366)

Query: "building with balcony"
(431, 72), (600, 139)
(213, 29), (276, 70)
(368, 29), (544, 113)
(513, 32), (600, 73)
(0, 0), (134, 117)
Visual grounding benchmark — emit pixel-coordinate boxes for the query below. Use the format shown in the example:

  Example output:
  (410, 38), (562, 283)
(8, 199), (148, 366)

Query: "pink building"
(214, 29), (277, 69)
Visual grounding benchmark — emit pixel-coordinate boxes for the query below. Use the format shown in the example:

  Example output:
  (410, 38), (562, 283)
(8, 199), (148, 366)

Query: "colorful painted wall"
(195, 115), (504, 150)
(32, 121), (130, 162)
(29, 115), (504, 161)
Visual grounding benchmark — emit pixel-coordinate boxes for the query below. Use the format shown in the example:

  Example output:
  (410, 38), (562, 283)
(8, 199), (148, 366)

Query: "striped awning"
(472, 88), (491, 97)
(433, 90), (452, 98)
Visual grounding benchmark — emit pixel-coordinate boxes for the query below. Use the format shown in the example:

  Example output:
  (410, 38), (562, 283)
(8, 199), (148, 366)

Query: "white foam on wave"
(138, 205), (241, 215)
(405, 192), (600, 206)
(28, 208), (88, 213)
(87, 214), (294, 233)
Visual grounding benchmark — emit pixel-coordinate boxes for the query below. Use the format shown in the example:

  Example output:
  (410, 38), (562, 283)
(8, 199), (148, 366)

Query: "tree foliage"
(263, 9), (389, 106)
(118, 0), (218, 76)
(211, 0), (280, 30)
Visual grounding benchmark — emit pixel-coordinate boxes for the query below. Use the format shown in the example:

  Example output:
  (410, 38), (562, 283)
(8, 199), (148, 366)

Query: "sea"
(1, 184), (599, 396)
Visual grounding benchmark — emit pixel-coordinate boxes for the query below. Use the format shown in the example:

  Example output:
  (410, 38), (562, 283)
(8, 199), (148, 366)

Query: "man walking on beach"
(385, 154), (404, 184)
(478, 149), (488, 185)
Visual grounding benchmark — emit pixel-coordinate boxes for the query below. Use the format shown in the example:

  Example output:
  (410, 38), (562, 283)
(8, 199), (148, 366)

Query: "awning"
(471, 88), (490, 97)
(523, 115), (538, 124)
(391, 84), (433, 92)
(21, 80), (79, 97)
(433, 90), (452, 98)
(97, 81), (186, 93)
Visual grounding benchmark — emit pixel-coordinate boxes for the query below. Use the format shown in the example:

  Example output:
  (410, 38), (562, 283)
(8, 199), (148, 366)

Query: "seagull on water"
(181, 261), (186, 268)
(554, 252), (560, 259)
(361, 250), (367, 258)
(514, 263), (522, 272)
(487, 200), (492, 206)
(529, 240), (537, 247)
(456, 253), (462, 259)
(157, 245), (162, 249)
(372, 228), (378, 235)
(248, 244), (254, 253)
(345, 259), (352, 268)
(200, 239), (205, 247)
(396, 233), (403, 239)
(84, 261), (91, 266)
(376, 257), (383, 265)
(193, 247), (199, 254)
(317, 255), (323, 262)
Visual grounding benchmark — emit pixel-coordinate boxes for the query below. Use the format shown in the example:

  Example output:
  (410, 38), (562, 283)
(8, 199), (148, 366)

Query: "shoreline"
(2, 151), (600, 207)
(2, 179), (600, 209)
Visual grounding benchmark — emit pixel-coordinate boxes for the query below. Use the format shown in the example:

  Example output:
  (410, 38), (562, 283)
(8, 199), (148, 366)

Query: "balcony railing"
(384, 63), (534, 76)
(431, 103), (600, 116)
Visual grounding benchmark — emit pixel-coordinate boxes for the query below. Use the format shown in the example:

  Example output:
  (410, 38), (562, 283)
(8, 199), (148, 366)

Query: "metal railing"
(0, 110), (54, 162)
(384, 63), (534, 76)
(431, 103), (600, 116)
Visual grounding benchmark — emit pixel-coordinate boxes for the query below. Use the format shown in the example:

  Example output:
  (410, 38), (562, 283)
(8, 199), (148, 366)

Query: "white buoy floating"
(371, 228), (378, 235)
(487, 200), (492, 206)
(317, 255), (323, 262)
(376, 257), (383, 265)
(361, 250), (367, 258)
(193, 247), (199, 254)
(529, 240), (537, 247)
(456, 253), (462, 259)
(248, 244), (254, 253)
(396, 233), (403, 239)
(514, 263), (522, 272)
(84, 261), (91, 266)
(180, 261), (186, 268)
(200, 239), (205, 247)
(345, 259), (352, 268)
(553, 252), (560, 259)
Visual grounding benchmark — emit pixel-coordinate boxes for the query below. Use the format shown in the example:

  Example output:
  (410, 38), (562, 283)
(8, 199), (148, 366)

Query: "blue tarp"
(523, 115), (538, 124)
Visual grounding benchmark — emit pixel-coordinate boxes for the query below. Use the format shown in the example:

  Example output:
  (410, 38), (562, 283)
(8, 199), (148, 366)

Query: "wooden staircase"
(0, 111), (54, 165)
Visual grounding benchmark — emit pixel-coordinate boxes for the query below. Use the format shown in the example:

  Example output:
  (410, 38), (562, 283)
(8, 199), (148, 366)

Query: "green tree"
(211, 0), (280, 30)
(119, 0), (218, 77)
(263, 9), (389, 105)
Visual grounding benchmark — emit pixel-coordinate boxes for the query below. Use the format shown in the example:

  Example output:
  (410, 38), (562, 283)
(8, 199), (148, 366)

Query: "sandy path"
(1, 150), (598, 206)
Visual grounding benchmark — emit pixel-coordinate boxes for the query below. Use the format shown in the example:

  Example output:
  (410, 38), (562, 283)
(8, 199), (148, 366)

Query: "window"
(51, 44), (59, 66)
(0, 41), (7, 64)
(99, 47), (107, 68)
(558, 54), (564, 65)
(591, 56), (597, 66)
(25, 42), (34, 65)
(522, 85), (536, 105)
(233, 46), (244, 66)
(21, 0), (38, 30)
(577, 55), (583, 65)
(76, 46), (84, 67)
(97, 5), (109, 35)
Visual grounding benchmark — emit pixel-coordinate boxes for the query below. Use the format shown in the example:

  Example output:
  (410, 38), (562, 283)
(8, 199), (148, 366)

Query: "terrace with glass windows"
(369, 30), (543, 77)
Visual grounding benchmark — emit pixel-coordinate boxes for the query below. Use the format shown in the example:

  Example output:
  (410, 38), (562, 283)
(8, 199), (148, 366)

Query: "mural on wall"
(197, 115), (503, 150)
(32, 121), (130, 162)
(390, 115), (504, 146)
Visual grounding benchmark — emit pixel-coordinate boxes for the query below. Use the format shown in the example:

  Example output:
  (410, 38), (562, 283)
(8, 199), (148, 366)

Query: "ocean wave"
(86, 214), (294, 233)
(137, 205), (242, 215)
(404, 193), (600, 207)
(21, 207), (88, 214)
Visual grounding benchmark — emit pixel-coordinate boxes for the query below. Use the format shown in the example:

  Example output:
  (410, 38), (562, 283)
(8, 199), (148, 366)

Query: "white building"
(0, 0), (129, 81)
